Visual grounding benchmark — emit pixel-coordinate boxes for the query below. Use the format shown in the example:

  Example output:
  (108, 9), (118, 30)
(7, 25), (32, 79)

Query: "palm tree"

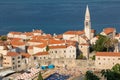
(85, 71), (100, 80)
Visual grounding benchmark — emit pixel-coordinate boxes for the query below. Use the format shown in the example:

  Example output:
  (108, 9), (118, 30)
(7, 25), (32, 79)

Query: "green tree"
(93, 35), (107, 52)
(101, 64), (120, 80)
(38, 72), (44, 80)
(112, 63), (120, 74)
(104, 38), (112, 52)
(46, 45), (49, 51)
(91, 55), (95, 60)
(85, 71), (100, 80)
(77, 53), (84, 59)
(0, 36), (7, 41)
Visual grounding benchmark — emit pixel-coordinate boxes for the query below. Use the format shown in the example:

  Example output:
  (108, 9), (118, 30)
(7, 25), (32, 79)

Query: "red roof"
(35, 52), (49, 56)
(49, 45), (67, 49)
(21, 53), (31, 58)
(48, 39), (65, 44)
(103, 28), (115, 35)
(7, 52), (19, 56)
(35, 44), (47, 48)
(96, 52), (120, 57)
(64, 31), (84, 35)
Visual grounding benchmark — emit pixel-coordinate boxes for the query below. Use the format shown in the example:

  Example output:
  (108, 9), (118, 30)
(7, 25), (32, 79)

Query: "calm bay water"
(0, 0), (120, 35)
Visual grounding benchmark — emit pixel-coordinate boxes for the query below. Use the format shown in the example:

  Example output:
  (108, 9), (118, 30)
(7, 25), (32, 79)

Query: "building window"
(64, 50), (66, 53)
(13, 62), (15, 64)
(118, 58), (120, 60)
(18, 61), (20, 63)
(40, 57), (41, 59)
(18, 65), (21, 67)
(81, 46), (82, 48)
(98, 58), (100, 60)
(55, 51), (57, 53)
(73, 50), (74, 53)
(34, 57), (36, 60)
(44, 57), (46, 59)
(103, 58), (105, 60)
(18, 56), (20, 59)
(12, 58), (15, 60)
(99, 63), (101, 65)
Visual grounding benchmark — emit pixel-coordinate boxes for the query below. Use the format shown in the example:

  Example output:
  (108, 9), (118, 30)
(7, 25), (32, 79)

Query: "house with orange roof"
(49, 45), (76, 59)
(33, 43), (47, 54)
(34, 52), (49, 60)
(95, 52), (120, 69)
(10, 40), (26, 53)
(7, 32), (22, 39)
(100, 27), (116, 39)
(63, 30), (85, 41)
(48, 39), (65, 46)
(3, 52), (24, 71)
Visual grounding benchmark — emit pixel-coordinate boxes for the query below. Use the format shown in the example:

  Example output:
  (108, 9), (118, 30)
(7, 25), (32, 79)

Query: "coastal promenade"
(39, 59), (95, 80)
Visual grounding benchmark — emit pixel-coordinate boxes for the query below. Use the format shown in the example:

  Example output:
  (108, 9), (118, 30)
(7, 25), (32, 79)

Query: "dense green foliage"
(91, 55), (95, 60)
(46, 45), (49, 51)
(77, 53), (86, 59)
(92, 35), (107, 52)
(92, 35), (118, 52)
(84, 71), (100, 80)
(38, 72), (44, 80)
(0, 36), (7, 41)
(101, 64), (120, 80)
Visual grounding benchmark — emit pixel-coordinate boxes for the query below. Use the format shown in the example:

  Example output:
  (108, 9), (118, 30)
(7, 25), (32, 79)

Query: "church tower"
(84, 5), (91, 40)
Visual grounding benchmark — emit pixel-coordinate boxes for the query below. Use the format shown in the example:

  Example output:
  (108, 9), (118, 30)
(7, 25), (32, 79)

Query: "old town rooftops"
(7, 52), (19, 57)
(96, 52), (120, 57)
(103, 27), (116, 35)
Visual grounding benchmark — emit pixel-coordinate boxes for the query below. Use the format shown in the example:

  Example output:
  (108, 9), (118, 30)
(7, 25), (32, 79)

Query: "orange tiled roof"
(103, 28), (115, 35)
(96, 52), (120, 57)
(21, 53), (31, 58)
(9, 32), (22, 35)
(34, 52), (49, 56)
(11, 41), (25, 46)
(49, 45), (67, 49)
(64, 31), (84, 35)
(7, 52), (19, 56)
(35, 44), (47, 48)
(49, 39), (65, 44)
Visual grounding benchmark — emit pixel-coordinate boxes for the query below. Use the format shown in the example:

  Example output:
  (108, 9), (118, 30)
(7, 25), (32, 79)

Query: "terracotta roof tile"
(103, 28), (116, 35)
(11, 41), (25, 46)
(96, 52), (120, 57)
(64, 31), (84, 35)
(7, 52), (19, 56)
(49, 45), (67, 49)
(9, 32), (22, 35)
(48, 39), (65, 44)
(34, 52), (49, 56)
(21, 53), (31, 58)
(35, 44), (47, 48)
